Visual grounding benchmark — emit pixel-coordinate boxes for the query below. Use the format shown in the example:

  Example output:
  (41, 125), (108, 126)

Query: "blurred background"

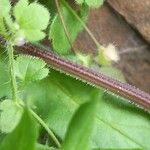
(73, 0), (150, 93)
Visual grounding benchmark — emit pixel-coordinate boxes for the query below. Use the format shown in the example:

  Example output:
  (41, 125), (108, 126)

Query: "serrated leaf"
(61, 93), (98, 150)
(13, 0), (50, 42)
(15, 55), (49, 85)
(24, 29), (46, 42)
(76, 0), (104, 7)
(24, 70), (150, 149)
(49, 4), (88, 54)
(0, 109), (38, 150)
(0, 100), (23, 133)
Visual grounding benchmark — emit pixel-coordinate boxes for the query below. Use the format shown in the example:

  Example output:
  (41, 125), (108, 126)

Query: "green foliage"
(76, 52), (92, 67)
(95, 50), (110, 66)
(25, 70), (150, 149)
(0, 52), (10, 98)
(0, 0), (11, 16)
(15, 55), (49, 85)
(49, 4), (88, 54)
(36, 144), (57, 150)
(0, 109), (38, 150)
(0, 0), (150, 150)
(61, 94), (98, 150)
(75, 0), (104, 7)
(29, 0), (57, 18)
(13, 0), (50, 42)
(0, 0), (11, 36)
(0, 99), (23, 133)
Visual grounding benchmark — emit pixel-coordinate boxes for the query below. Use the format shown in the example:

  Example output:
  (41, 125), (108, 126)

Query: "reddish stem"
(17, 44), (150, 111)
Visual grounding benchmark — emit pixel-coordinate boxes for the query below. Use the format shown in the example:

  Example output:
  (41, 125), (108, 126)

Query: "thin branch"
(17, 44), (150, 112)
(0, 36), (150, 111)
(29, 109), (61, 148)
(61, 0), (102, 49)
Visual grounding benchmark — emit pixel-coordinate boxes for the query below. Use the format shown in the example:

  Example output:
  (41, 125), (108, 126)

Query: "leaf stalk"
(61, 0), (102, 49)
(7, 43), (18, 102)
(29, 109), (61, 148)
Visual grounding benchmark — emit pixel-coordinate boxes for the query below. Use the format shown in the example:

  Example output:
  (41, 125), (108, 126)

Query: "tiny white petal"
(14, 31), (26, 46)
(103, 44), (120, 62)
(15, 37), (25, 46)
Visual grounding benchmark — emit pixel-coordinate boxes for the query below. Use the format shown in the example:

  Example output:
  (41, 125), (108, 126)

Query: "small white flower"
(103, 44), (120, 62)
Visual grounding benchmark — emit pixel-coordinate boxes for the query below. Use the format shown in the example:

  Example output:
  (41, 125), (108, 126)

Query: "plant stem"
(61, 0), (102, 49)
(7, 43), (18, 102)
(18, 44), (150, 112)
(55, 0), (75, 53)
(29, 109), (61, 148)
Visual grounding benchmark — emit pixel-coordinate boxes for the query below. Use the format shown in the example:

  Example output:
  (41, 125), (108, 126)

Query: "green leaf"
(61, 93), (98, 150)
(76, 0), (104, 7)
(29, 0), (57, 18)
(0, 99), (23, 133)
(0, 109), (38, 150)
(0, 0), (16, 36)
(23, 29), (46, 42)
(0, 52), (10, 98)
(13, 0), (50, 42)
(15, 55), (49, 85)
(0, 17), (6, 36)
(36, 144), (57, 150)
(49, 4), (88, 54)
(0, 0), (11, 16)
(24, 70), (150, 149)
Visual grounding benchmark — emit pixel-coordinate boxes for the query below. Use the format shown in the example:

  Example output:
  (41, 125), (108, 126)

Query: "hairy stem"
(29, 109), (61, 148)
(61, 0), (102, 49)
(55, 0), (75, 53)
(17, 44), (150, 112)
(7, 43), (18, 102)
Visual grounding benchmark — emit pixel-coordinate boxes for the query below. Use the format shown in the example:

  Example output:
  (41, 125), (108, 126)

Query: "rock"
(107, 0), (150, 43)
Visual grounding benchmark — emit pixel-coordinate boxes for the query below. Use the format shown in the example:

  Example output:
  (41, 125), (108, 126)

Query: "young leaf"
(30, 0), (57, 18)
(0, 99), (23, 133)
(25, 70), (150, 149)
(75, 0), (104, 7)
(61, 93), (98, 150)
(15, 55), (49, 84)
(0, 109), (38, 150)
(49, 4), (88, 54)
(13, 0), (50, 42)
